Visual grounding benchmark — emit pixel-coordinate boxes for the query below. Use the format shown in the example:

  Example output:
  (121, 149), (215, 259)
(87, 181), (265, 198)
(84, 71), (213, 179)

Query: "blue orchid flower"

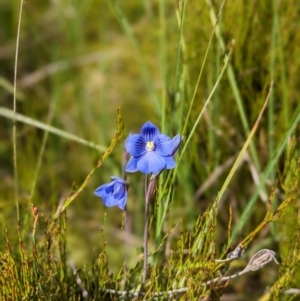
(125, 121), (181, 175)
(94, 176), (128, 210)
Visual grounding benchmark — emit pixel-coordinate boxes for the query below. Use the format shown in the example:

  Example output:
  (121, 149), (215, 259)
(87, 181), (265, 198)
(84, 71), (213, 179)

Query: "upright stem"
(143, 175), (149, 283)
(121, 148), (127, 228)
(143, 197), (150, 283)
(13, 0), (25, 222)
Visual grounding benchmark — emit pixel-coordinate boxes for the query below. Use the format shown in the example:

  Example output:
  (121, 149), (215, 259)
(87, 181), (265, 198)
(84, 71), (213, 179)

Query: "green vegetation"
(0, 0), (299, 300)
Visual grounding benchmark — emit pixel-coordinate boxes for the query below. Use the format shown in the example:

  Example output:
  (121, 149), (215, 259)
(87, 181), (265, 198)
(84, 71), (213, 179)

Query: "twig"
(69, 260), (88, 299)
(284, 288), (300, 294)
(215, 244), (245, 263)
(168, 244), (244, 263)
(101, 249), (279, 299)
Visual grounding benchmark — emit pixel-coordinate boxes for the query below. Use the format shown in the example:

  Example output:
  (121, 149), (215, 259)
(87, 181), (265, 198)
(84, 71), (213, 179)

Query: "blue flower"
(125, 121), (181, 175)
(94, 176), (128, 210)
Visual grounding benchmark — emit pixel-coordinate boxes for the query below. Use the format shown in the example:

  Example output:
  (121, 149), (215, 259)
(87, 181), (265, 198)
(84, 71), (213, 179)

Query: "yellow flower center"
(146, 141), (155, 151)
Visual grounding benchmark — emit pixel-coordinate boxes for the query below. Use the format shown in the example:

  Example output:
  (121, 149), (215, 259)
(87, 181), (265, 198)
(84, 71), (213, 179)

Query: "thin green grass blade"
(277, 18), (289, 127)
(12, 0), (24, 222)
(0, 107), (106, 152)
(231, 103), (300, 242)
(159, 0), (167, 133)
(156, 48), (232, 236)
(107, 0), (161, 115)
(215, 83), (272, 208)
(269, 0), (279, 239)
(29, 100), (56, 200)
(155, 0), (169, 246)
(178, 47), (232, 166)
(206, 0), (267, 197)
(208, 0), (224, 169)
(54, 108), (123, 218)
(0, 77), (25, 100)
(20, 97), (58, 241)
(269, 0), (276, 178)
(182, 0), (226, 137)
(155, 0), (190, 244)
(173, 0), (187, 94)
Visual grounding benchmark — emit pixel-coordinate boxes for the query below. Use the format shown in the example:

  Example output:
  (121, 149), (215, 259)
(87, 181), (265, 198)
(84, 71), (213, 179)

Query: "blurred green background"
(0, 0), (299, 299)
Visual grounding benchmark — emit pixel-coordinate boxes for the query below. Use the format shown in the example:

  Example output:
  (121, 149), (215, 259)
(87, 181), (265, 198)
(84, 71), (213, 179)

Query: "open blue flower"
(94, 176), (128, 210)
(125, 121), (181, 175)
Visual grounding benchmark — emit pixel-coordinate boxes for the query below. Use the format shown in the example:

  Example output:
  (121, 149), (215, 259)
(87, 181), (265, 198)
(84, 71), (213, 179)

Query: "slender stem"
(122, 145), (127, 227)
(173, 0), (187, 93)
(107, 0), (160, 115)
(182, 0), (226, 137)
(121, 147), (127, 180)
(159, 0), (166, 132)
(13, 0), (24, 222)
(157, 47), (232, 235)
(123, 209), (128, 277)
(143, 175), (149, 283)
(122, 149), (128, 261)
(269, 0), (277, 181)
(123, 208), (127, 231)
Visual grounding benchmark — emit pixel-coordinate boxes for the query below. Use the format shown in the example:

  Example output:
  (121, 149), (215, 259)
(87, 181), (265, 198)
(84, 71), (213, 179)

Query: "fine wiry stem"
(121, 147), (127, 180)
(13, 0), (25, 222)
(121, 148), (127, 230)
(143, 175), (150, 283)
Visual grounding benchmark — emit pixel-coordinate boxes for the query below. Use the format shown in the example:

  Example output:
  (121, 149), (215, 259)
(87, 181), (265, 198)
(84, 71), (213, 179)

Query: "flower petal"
(111, 176), (127, 185)
(140, 121), (160, 141)
(137, 152), (166, 174)
(125, 134), (147, 156)
(118, 190), (127, 210)
(170, 134), (182, 156)
(94, 182), (114, 197)
(164, 156), (176, 170)
(113, 181), (126, 199)
(94, 186), (106, 198)
(154, 134), (173, 156)
(94, 177), (128, 210)
(125, 156), (140, 173)
(102, 194), (119, 207)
